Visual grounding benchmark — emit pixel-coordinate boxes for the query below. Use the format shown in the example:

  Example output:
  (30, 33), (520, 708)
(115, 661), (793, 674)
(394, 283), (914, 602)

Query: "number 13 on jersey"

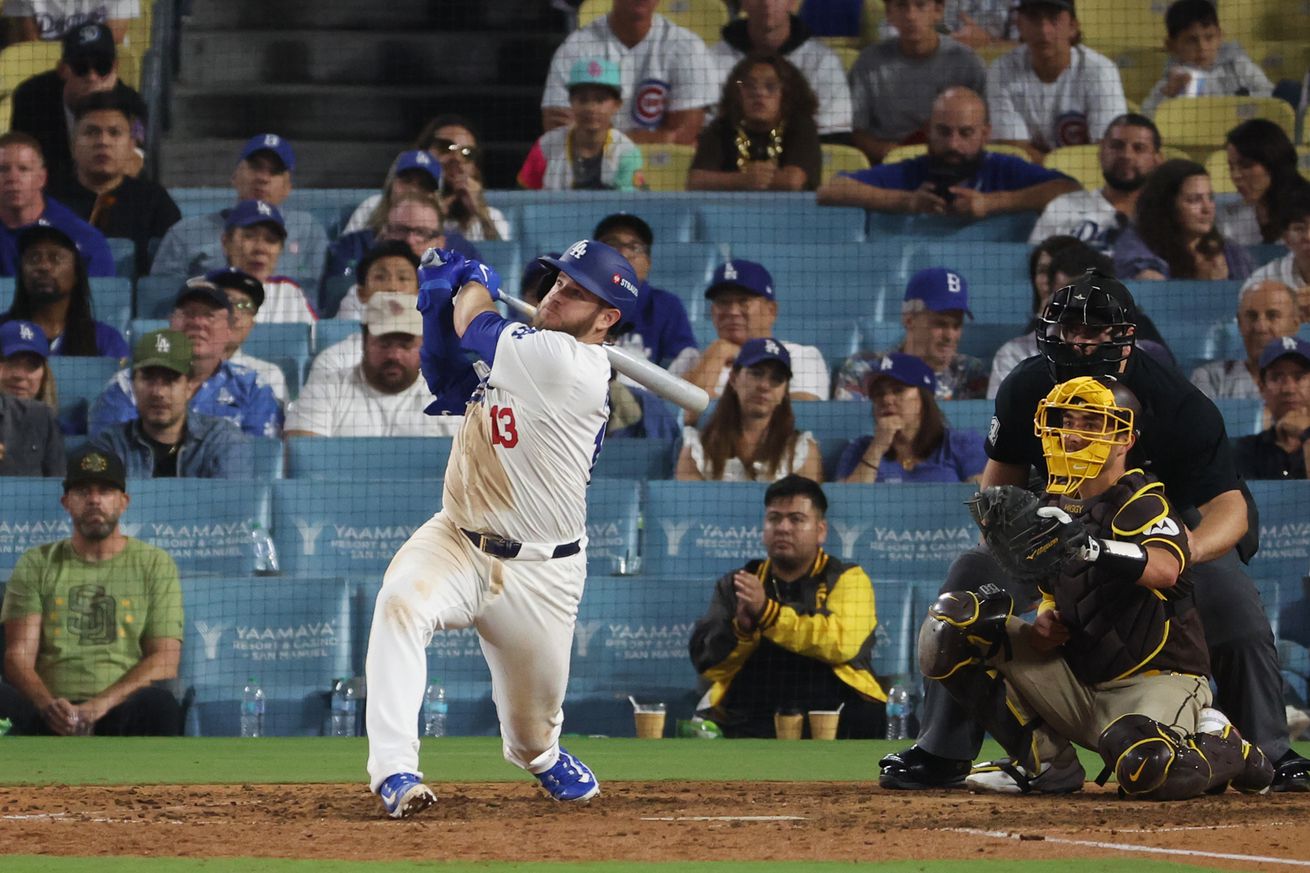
(490, 405), (518, 448)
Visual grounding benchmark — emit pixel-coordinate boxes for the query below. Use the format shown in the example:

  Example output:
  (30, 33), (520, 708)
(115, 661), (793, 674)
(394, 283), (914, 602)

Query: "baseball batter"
(921, 377), (1273, 799)
(364, 240), (641, 818)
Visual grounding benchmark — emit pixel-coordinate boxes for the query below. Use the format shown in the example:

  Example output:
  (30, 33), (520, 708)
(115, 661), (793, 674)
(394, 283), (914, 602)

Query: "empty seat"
(644, 481), (769, 577)
(241, 322), (312, 362)
(520, 196), (696, 248)
(1131, 279), (1241, 328)
(864, 211), (1039, 243)
(820, 143), (871, 186)
(287, 436), (455, 480)
(696, 200), (866, 244)
(1155, 96), (1296, 151)
(641, 144), (696, 193)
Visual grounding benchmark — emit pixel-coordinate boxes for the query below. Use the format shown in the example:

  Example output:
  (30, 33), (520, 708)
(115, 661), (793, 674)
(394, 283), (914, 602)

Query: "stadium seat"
(1220, 0), (1310, 46)
(594, 437), (678, 480)
(107, 238), (136, 279)
(242, 322), (312, 362)
(695, 199), (866, 244)
(50, 356), (121, 432)
(520, 195), (696, 248)
(820, 143), (871, 186)
(170, 187), (233, 220)
(824, 482), (980, 583)
(471, 239), (525, 282)
(1075, 0), (1168, 47)
(1215, 397), (1264, 437)
(829, 43), (861, 74)
(904, 240), (1031, 289)
(1246, 40), (1310, 86)
(644, 481), (768, 577)
(883, 143), (1030, 164)
(0, 41), (61, 96)
(1044, 145), (1105, 190)
(287, 436), (455, 480)
(1105, 46), (1168, 105)
(179, 575), (354, 736)
(127, 479), (273, 576)
(1130, 279), (1241, 329)
(1154, 96), (1296, 151)
(1245, 480), (1310, 619)
(314, 318), (359, 353)
(724, 240), (901, 321)
(641, 144), (696, 192)
(252, 437), (285, 479)
(864, 211), (1038, 243)
(135, 274), (185, 319)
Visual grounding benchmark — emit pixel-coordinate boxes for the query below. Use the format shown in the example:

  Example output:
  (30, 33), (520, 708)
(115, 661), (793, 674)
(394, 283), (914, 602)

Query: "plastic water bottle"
(886, 684), (910, 740)
(240, 677), (265, 738)
(249, 520), (280, 577)
(330, 678), (357, 737)
(423, 681), (448, 738)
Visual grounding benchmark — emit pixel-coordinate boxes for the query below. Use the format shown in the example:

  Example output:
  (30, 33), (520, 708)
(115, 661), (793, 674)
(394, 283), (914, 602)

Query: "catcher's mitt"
(967, 485), (1086, 582)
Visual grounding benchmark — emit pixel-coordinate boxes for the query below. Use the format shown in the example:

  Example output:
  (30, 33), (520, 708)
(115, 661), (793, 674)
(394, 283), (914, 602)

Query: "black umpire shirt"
(988, 352), (1240, 516)
(1233, 428), (1307, 481)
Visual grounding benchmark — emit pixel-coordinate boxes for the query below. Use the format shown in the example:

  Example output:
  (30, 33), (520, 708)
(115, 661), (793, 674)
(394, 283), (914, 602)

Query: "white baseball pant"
(365, 511), (586, 792)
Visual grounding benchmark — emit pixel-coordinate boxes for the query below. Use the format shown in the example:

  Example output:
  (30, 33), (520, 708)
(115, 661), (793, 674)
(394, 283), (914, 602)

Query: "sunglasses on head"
(69, 57), (113, 77)
(430, 138), (478, 160)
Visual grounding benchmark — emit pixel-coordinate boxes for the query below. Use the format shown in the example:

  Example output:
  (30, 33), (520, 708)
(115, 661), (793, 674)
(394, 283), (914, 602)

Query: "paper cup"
(774, 712), (804, 740)
(633, 704), (667, 739)
(808, 710), (840, 740)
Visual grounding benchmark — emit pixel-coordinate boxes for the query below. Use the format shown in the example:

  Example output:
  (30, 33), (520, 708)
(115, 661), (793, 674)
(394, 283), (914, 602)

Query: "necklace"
(735, 123), (783, 170)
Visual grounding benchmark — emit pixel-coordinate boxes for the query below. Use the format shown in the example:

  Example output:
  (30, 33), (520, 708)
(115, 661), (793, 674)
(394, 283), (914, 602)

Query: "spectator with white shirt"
(541, 0), (717, 145)
(1191, 280), (1301, 401)
(219, 199), (317, 325)
(306, 242), (420, 385)
(1028, 113), (1164, 255)
(985, 0), (1126, 159)
(708, 0), (852, 138)
(1246, 185), (1310, 322)
(849, 0), (986, 164)
(673, 260), (830, 416)
(3, 0), (139, 43)
(285, 293), (461, 438)
(204, 267), (288, 405)
(150, 134), (328, 282)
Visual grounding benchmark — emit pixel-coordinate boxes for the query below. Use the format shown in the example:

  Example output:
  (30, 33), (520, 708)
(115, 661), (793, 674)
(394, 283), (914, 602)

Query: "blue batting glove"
(417, 248), (468, 308)
(456, 259), (502, 302)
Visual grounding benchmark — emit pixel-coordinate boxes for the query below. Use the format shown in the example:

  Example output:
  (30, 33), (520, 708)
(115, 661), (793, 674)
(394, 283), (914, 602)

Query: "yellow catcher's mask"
(1034, 376), (1136, 496)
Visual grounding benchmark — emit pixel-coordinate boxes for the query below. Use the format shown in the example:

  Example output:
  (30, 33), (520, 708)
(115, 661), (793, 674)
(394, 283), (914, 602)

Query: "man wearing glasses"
(10, 23), (147, 187)
(150, 133), (329, 283)
(89, 280), (282, 438)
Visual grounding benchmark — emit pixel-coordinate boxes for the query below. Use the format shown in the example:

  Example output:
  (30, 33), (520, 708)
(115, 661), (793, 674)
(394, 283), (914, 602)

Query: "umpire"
(879, 270), (1310, 792)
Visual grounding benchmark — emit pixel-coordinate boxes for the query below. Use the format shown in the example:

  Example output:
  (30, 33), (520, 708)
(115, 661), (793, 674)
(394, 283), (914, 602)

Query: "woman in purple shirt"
(1113, 158), (1253, 281)
(837, 352), (985, 483)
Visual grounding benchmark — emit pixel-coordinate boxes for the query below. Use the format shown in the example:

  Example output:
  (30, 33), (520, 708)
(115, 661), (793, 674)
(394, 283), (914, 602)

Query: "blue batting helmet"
(537, 239), (640, 326)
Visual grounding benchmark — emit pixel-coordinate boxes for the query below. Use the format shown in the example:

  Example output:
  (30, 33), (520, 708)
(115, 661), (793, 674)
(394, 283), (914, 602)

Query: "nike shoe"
(965, 749), (1085, 795)
(535, 747), (600, 801)
(378, 772), (436, 819)
(877, 745), (970, 790)
(1272, 750), (1310, 793)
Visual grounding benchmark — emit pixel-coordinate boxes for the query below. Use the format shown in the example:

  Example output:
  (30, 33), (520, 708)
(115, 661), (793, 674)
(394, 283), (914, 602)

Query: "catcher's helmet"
(1036, 269), (1137, 382)
(536, 239), (640, 326)
(1034, 376), (1140, 495)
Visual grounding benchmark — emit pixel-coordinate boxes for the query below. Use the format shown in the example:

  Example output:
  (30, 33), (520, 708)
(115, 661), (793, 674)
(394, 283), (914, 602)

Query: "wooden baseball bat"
(499, 293), (710, 415)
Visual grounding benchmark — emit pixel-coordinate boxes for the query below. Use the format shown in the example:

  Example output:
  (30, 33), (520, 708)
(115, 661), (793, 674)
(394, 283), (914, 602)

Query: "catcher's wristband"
(1079, 537), (1148, 583)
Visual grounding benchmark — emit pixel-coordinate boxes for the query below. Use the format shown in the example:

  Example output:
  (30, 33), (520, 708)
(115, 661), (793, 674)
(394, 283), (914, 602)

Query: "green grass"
(0, 860), (1246, 873)
(2, 737), (1306, 786)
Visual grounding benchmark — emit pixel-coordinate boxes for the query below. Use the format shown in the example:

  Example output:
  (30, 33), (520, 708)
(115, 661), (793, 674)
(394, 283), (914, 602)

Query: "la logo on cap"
(566, 240), (588, 259)
(723, 262), (738, 281)
(256, 201), (272, 216)
(880, 357), (894, 371)
(764, 339), (781, 356)
(19, 324), (34, 340)
(263, 134), (280, 148)
(81, 453), (108, 473)
(1282, 336), (1298, 351)
(155, 334), (171, 353)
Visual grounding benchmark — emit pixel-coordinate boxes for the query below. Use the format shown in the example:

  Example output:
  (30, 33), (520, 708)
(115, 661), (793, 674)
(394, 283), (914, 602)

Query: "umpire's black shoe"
(1271, 751), (1310, 792)
(878, 745), (970, 790)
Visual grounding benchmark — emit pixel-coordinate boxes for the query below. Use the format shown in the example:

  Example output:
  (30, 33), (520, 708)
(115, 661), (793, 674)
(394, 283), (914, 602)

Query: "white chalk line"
(640, 815), (808, 822)
(3, 812), (182, 825)
(945, 826), (1310, 868)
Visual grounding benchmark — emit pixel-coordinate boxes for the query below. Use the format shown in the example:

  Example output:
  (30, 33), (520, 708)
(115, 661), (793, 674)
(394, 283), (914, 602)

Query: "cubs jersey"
(541, 14), (718, 131)
(442, 314), (612, 546)
(986, 44), (1127, 151)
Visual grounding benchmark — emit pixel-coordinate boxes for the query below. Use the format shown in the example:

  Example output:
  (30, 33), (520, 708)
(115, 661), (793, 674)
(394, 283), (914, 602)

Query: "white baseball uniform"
(986, 44), (1127, 151)
(365, 311), (612, 791)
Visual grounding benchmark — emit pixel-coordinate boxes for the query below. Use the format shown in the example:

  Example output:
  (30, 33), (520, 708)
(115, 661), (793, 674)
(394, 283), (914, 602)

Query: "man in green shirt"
(0, 447), (184, 735)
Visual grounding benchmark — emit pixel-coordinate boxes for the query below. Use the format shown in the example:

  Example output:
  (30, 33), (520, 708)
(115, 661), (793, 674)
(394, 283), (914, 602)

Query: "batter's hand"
(733, 570), (766, 628)
(418, 248), (467, 299)
(456, 259), (502, 301)
(1031, 608), (1069, 652)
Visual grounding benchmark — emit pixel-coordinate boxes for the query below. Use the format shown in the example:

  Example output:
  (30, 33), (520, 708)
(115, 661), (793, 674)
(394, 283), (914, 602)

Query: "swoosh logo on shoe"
(380, 785), (398, 805)
(1128, 758), (1149, 782)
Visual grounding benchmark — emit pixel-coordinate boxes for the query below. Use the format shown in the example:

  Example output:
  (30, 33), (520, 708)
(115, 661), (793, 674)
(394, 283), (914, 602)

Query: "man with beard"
(1029, 114), (1164, 254)
(284, 292), (462, 438)
(818, 87), (1077, 217)
(89, 329), (251, 478)
(0, 447), (184, 736)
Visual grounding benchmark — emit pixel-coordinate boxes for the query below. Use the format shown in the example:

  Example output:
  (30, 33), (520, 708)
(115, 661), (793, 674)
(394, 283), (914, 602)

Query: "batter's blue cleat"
(378, 772), (436, 819)
(536, 748), (600, 801)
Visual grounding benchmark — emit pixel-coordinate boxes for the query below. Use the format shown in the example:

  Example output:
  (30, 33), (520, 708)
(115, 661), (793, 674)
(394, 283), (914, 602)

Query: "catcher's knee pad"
(1191, 727), (1275, 794)
(917, 585), (1014, 680)
(1098, 713), (1210, 801)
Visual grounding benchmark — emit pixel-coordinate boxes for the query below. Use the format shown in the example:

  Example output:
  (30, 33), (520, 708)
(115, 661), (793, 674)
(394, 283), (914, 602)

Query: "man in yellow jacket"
(689, 475), (886, 738)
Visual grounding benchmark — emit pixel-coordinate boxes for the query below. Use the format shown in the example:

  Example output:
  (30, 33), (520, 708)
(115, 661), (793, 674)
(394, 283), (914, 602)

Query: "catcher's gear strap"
(917, 586), (1014, 680)
(1096, 713), (1210, 800)
(1080, 536), (1148, 584)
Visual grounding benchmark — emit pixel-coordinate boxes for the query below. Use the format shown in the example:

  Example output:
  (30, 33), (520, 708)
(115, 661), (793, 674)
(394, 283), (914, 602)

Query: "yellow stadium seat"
(1044, 144), (1102, 188)
(1104, 46), (1168, 105)
(639, 143), (695, 192)
(820, 143), (870, 184)
(1207, 146), (1310, 194)
(1220, 0), (1310, 45)
(1154, 95), (1296, 149)
(123, 0), (153, 53)
(116, 44), (140, 90)
(861, 0), (884, 47)
(0, 94), (12, 131)
(884, 142), (1032, 165)
(578, 0), (729, 45)
(828, 44), (861, 74)
(0, 41), (62, 97)
(1075, 0), (1169, 48)
(1247, 40), (1310, 85)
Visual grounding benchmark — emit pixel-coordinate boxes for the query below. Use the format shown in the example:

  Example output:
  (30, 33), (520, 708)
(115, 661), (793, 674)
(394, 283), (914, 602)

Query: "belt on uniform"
(461, 528), (581, 561)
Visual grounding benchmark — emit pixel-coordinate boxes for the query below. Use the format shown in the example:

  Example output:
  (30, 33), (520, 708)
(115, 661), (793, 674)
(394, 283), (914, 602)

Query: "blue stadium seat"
(1246, 480), (1310, 623)
(471, 239), (523, 281)
(594, 437), (677, 480)
(520, 196), (696, 248)
(170, 187), (231, 220)
(107, 237), (135, 278)
(942, 399), (994, 437)
(724, 241), (901, 322)
(50, 356), (121, 434)
(319, 275), (355, 319)
(644, 481), (768, 577)
(696, 200), (865, 244)
(0, 478), (65, 576)
(287, 436), (455, 480)
(870, 577), (921, 679)
(126, 480), (273, 576)
(1215, 397), (1263, 436)
(179, 575), (354, 736)
(240, 322), (311, 362)
(314, 318), (359, 353)
(251, 437), (285, 479)
(865, 212), (1038, 242)
(903, 241), (1031, 288)
(1131, 279), (1241, 328)
(129, 318), (168, 341)
(959, 322), (1027, 362)
(136, 274), (184, 319)
(90, 277), (133, 334)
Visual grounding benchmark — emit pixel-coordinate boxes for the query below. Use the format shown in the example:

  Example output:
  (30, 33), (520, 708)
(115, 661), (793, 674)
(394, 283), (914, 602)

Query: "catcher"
(920, 376), (1274, 799)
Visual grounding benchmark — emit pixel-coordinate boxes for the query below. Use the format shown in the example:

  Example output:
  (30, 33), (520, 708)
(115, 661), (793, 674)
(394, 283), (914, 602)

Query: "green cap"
(132, 328), (193, 376)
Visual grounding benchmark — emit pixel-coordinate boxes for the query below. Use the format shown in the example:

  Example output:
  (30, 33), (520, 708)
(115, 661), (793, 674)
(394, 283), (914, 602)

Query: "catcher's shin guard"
(1192, 726), (1275, 794)
(917, 585), (1014, 681)
(1097, 714), (1210, 800)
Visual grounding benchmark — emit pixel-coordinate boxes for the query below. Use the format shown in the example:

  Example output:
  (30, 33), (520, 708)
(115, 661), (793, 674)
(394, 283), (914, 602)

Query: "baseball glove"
(967, 485), (1087, 582)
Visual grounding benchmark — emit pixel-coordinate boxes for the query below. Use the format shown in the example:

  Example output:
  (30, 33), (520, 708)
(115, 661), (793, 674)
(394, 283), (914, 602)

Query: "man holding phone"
(817, 87), (1077, 219)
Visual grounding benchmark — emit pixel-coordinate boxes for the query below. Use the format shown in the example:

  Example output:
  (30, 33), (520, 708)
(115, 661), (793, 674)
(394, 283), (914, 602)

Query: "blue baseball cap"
(867, 352), (938, 394)
(537, 239), (641, 325)
(905, 267), (972, 319)
(237, 133), (296, 172)
(1258, 335), (1310, 375)
(225, 199), (287, 239)
(391, 149), (441, 187)
(0, 320), (50, 359)
(735, 337), (792, 377)
(705, 260), (775, 301)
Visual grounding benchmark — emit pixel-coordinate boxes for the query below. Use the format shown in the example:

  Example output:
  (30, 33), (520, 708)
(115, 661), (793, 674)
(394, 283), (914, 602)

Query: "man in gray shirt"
(850, 0), (986, 164)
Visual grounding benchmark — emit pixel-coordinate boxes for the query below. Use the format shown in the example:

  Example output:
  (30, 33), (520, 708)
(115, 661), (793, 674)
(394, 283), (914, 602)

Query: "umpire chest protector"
(1047, 469), (1209, 684)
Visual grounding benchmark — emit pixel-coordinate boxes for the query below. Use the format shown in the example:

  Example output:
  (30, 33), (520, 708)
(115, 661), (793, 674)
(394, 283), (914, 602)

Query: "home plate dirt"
(1, 782), (1307, 870)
